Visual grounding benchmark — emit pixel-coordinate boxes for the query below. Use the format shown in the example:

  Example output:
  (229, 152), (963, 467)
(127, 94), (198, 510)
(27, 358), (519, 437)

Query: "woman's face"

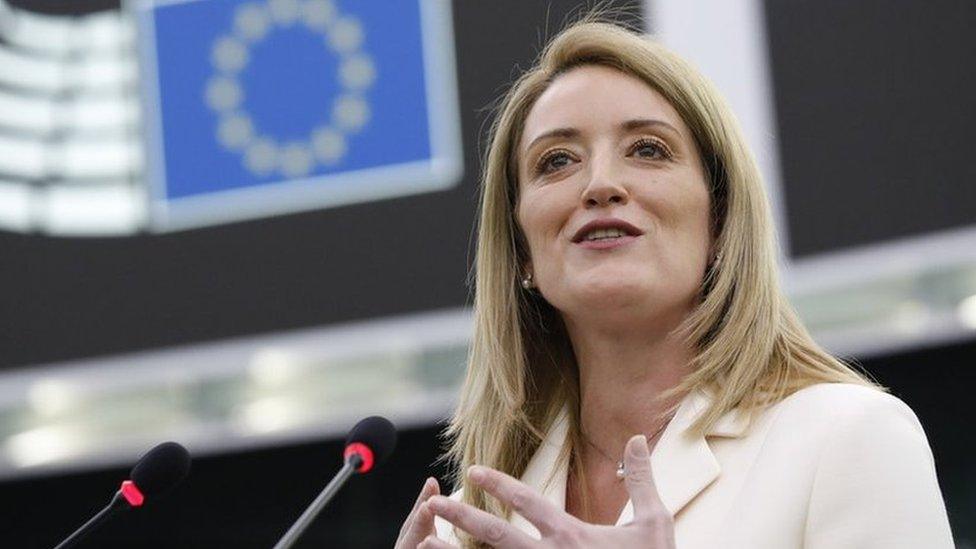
(516, 65), (713, 328)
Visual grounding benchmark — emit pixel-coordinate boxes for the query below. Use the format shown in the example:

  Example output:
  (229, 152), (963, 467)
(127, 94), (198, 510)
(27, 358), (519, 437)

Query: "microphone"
(54, 441), (191, 549)
(273, 416), (397, 549)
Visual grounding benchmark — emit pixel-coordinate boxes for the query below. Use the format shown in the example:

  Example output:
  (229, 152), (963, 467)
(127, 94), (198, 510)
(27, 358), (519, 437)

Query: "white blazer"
(435, 383), (954, 548)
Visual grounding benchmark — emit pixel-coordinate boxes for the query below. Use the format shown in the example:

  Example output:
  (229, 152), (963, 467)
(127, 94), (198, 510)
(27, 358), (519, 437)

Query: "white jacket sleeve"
(803, 392), (954, 548)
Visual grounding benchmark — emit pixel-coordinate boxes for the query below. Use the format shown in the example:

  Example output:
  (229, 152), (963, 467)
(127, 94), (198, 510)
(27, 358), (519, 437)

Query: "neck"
(564, 314), (692, 459)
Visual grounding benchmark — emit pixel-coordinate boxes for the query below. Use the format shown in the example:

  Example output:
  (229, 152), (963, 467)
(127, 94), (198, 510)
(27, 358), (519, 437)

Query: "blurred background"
(0, 0), (972, 546)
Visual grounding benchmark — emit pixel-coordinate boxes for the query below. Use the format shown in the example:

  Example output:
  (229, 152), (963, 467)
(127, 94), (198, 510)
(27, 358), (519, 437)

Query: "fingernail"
(629, 434), (649, 458)
(468, 465), (486, 483)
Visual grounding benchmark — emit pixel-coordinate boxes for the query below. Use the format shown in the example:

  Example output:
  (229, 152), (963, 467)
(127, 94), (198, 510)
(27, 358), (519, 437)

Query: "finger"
(416, 477), (440, 506)
(399, 478), (440, 538)
(427, 495), (535, 549)
(466, 465), (564, 536)
(407, 478), (439, 524)
(402, 502), (438, 546)
(418, 534), (456, 549)
(622, 435), (669, 524)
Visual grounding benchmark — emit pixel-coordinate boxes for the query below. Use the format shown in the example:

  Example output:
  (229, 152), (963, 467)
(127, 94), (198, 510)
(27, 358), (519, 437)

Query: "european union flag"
(135, 0), (462, 230)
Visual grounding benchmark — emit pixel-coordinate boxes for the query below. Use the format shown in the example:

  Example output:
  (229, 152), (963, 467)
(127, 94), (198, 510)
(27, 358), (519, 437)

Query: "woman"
(395, 19), (954, 549)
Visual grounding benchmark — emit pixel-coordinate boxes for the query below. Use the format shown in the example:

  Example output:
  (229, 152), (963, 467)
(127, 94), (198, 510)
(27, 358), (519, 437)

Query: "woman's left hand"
(420, 434), (676, 548)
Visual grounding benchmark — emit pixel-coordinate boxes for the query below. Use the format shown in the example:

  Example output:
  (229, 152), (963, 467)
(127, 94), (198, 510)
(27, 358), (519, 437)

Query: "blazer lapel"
(515, 389), (750, 534)
(617, 388), (748, 525)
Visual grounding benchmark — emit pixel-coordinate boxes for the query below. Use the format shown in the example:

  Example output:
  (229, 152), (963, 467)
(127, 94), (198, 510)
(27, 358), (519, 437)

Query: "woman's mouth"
(575, 233), (639, 249)
(571, 218), (643, 249)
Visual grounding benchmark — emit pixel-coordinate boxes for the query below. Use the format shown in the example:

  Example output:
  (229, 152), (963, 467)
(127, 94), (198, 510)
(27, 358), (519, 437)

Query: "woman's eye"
(536, 150), (575, 174)
(631, 138), (672, 160)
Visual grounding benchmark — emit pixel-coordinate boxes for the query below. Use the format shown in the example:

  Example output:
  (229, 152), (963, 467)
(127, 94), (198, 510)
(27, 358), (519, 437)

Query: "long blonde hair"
(445, 16), (879, 536)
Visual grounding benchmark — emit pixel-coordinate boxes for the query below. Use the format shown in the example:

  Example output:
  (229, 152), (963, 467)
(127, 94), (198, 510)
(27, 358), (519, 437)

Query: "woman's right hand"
(394, 477), (441, 548)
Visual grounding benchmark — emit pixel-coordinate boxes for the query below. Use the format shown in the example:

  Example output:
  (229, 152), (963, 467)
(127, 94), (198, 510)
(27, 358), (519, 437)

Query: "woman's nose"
(581, 157), (629, 208)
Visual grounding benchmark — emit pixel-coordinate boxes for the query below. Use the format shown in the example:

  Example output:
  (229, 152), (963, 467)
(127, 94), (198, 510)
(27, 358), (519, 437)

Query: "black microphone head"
(344, 416), (396, 473)
(129, 441), (191, 499)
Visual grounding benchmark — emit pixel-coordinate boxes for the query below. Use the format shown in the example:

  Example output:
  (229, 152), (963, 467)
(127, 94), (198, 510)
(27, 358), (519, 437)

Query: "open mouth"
(580, 227), (631, 242)
(571, 219), (643, 244)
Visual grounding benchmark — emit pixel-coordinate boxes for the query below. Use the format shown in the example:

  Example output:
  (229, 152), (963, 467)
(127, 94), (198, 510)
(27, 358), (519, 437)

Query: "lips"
(571, 218), (644, 243)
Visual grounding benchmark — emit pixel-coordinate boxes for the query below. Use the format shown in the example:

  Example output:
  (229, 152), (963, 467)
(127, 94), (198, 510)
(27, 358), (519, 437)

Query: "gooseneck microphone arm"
(272, 453), (364, 549)
(51, 441), (191, 549)
(54, 492), (128, 549)
(272, 416), (396, 549)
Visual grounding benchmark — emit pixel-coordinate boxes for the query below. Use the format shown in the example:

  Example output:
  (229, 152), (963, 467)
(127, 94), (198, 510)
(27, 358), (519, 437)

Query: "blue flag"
(135, 0), (462, 230)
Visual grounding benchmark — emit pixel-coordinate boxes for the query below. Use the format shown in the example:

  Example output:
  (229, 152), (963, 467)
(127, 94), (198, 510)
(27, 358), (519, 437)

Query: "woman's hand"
(394, 477), (441, 549)
(420, 435), (675, 548)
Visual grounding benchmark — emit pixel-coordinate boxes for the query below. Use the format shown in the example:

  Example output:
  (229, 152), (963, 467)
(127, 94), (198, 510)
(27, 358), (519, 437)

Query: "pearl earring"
(520, 273), (534, 290)
(711, 251), (724, 271)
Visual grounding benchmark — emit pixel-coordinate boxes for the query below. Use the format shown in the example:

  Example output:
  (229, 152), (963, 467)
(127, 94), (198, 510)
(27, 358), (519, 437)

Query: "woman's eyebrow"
(524, 127), (580, 155)
(524, 118), (683, 155)
(620, 118), (682, 137)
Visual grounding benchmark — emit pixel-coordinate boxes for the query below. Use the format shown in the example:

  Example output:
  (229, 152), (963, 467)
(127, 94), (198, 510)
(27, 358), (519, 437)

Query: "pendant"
(616, 461), (626, 480)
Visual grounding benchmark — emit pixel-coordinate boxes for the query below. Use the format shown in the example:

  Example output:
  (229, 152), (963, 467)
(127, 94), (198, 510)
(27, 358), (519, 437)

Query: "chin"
(548, 272), (699, 326)
(560, 276), (652, 311)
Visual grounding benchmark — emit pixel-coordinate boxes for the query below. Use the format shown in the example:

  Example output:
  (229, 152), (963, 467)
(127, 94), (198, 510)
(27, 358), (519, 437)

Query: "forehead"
(520, 65), (689, 151)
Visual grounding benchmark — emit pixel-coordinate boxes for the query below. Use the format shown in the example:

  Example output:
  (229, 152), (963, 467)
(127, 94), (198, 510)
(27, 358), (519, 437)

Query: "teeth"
(585, 227), (626, 241)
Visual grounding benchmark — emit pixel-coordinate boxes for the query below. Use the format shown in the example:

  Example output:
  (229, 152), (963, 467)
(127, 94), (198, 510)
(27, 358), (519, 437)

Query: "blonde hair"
(445, 17), (880, 539)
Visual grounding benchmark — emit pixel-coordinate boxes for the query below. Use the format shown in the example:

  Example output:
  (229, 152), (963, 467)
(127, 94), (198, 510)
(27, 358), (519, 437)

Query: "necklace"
(582, 412), (676, 480)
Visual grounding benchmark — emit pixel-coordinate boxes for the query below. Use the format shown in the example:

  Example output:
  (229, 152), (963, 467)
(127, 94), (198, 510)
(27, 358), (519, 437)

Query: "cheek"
(517, 192), (568, 257)
(515, 200), (538, 258)
(677, 190), (714, 271)
(688, 184), (713, 245)
(640, 183), (713, 267)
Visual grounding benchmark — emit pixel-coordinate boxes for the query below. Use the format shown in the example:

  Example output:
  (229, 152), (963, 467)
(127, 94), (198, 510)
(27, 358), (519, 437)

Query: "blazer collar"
(516, 388), (749, 532)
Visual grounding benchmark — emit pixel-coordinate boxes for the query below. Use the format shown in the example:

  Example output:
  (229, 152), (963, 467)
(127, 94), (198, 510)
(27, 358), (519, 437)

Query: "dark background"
(765, 0), (976, 257)
(0, 0), (974, 546)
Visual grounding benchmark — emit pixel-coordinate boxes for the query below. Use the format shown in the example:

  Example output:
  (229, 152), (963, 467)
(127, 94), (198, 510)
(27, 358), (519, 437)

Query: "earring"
(520, 273), (534, 290)
(709, 251), (724, 272)
(701, 252), (722, 298)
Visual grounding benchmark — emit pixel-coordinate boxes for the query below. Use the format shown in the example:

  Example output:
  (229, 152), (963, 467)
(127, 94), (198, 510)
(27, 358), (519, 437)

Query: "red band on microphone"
(343, 442), (375, 473)
(120, 480), (145, 507)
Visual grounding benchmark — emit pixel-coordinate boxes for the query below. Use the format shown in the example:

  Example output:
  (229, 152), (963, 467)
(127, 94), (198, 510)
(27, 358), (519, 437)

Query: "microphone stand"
(272, 453), (363, 549)
(55, 491), (128, 549)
